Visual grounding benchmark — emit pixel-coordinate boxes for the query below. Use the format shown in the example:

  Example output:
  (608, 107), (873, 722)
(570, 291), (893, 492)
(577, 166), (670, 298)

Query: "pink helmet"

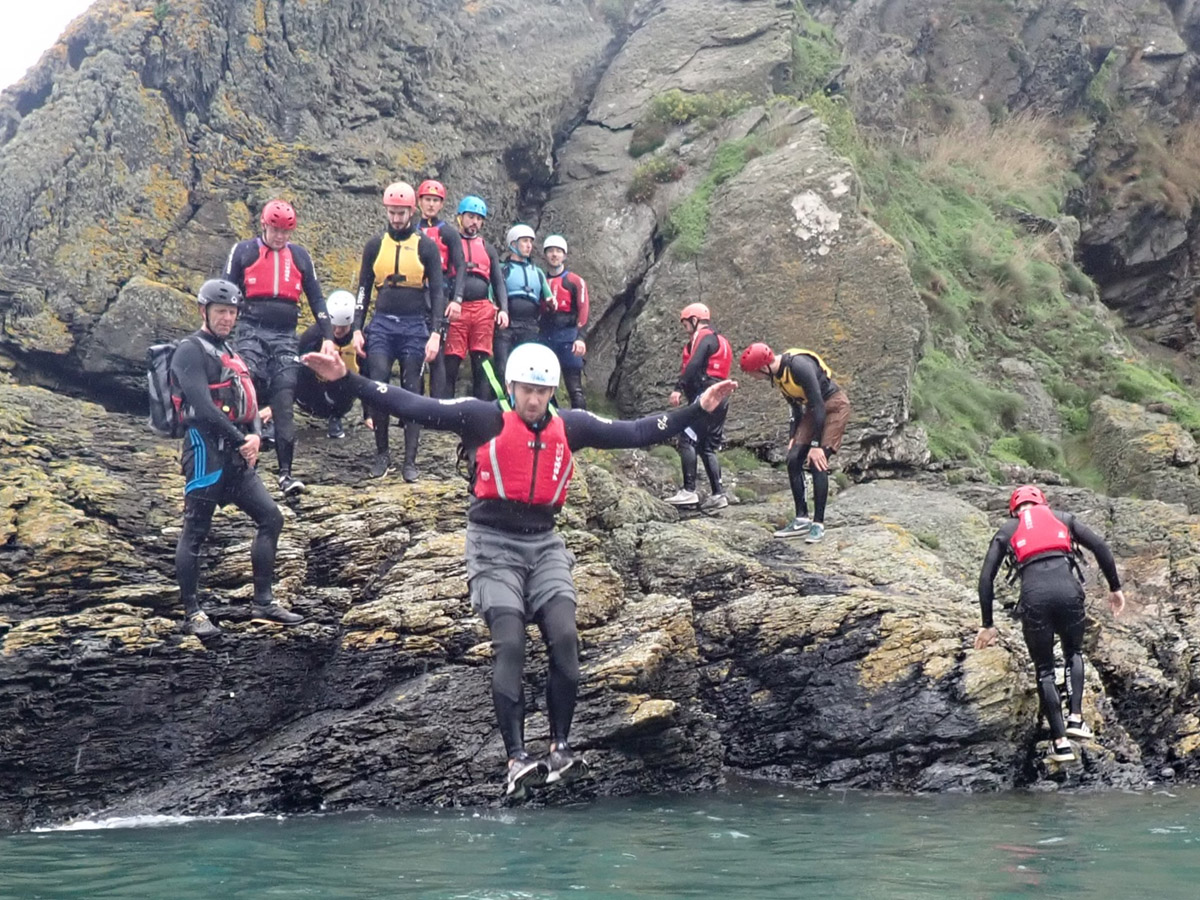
(739, 342), (774, 373)
(261, 199), (297, 230)
(383, 182), (417, 208)
(1009, 484), (1048, 516)
(679, 302), (711, 322)
(417, 179), (446, 200)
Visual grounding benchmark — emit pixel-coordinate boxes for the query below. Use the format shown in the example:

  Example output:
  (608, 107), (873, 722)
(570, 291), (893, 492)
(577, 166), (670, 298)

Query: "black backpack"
(146, 341), (185, 438)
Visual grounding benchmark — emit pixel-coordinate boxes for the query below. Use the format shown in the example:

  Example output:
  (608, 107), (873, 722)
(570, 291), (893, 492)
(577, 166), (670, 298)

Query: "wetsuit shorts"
(234, 320), (299, 392)
(793, 388), (851, 454)
(366, 313), (430, 359)
(465, 522), (577, 621)
(540, 324), (585, 373)
(446, 300), (496, 357)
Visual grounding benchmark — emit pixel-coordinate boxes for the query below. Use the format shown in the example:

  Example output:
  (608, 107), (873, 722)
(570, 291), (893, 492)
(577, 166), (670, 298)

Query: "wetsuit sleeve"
(222, 240), (249, 288)
(976, 528), (1010, 629)
(171, 339), (247, 446)
(1066, 513), (1122, 591)
(418, 235), (445, 325)
(676, 333), (719, 394)
(489, 246), (508, 313)
(292, 245), (332, 341)
(355, 237), (381, 332)
(571, 273), (590, 335)
(561, 402), (705, 451)
(441, 222), (467, 302)
(297, 323), (324, 354)
(342, 371), (503, 437)
(790, 356), (826, 442)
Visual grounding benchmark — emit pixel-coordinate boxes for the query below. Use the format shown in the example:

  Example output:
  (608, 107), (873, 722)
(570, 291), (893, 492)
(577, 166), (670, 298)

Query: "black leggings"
(679, 398), (726, 492)
(366, 349), (425, 464)
(787, 441), (829, 521)
(486, 596), (580, 757)
(444, 350), (494, 400)
(1020, 562), (1087, 739)
(562, 370), (586, 410)
(175, 466), (284, 613)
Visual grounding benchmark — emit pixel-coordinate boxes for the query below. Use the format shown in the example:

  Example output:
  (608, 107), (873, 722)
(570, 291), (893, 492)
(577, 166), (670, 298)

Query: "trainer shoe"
(402, 462), (419, 483)
(250, 602), (305, 625)
(183, 611), (221, 638)
(327, 416), (346, 440)
(1046, 739), (1076, 763)
(700, 492), (729, 512)
(278, 473), (306, 496)
(665, 488), (700, 506)
(260, 421), (276, 448)
(369, 451), (391, 479)
(805, 522), (826, 544)
(1065, 717), (1094, 740)
(505, 751), (549, 800)
(774, 516), (812, 538)
(544, 742), (588, 785)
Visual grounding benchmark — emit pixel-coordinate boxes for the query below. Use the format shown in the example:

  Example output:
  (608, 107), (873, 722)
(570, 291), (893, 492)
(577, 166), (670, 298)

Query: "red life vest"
(176, 341), (259, 427)
(545, 271), (579, 314)
(681, 327), (732, 379)
(472, 410), (575, 508)
(242, 240), (304, 302)
(461, 235), (491, 282)
(420, 220), (453, 275)
(1010, 504), (1073, 565)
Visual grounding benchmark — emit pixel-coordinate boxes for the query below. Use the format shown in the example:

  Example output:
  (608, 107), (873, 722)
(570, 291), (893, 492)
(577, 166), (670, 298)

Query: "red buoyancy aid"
(242, 241), (304, 302)
(420, 221), (453, 275)
(1010, 504), (1073, 565)
(472, 410), (575, 507)
(545, 271), (581, 314)
(177, 342), (259, 427)
(461, 235), (491, 281)
(681, 327), (733, 379)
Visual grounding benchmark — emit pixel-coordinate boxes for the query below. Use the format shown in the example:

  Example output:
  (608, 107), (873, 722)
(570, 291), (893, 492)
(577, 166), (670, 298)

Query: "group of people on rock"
(165, 191), (1125, 796)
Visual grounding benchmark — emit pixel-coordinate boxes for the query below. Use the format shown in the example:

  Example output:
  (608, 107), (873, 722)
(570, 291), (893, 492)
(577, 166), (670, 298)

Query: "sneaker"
(278, 473), (306, 496)
(700, 492), (729, 512)
(260, 421), (276, 448)
(250, 602), (305, 625)
(1065, 717), (1094, 740)
(183, 610), (221, 638)
(327, 417), (346, 440)
(805, 522), (826, 544)
(774, 516), (812, 538)
(369, 451), (391, 479)
(1046, 739), (1076, 763)
(505, 751), (549, 800)
(544, 742), (589, 785)
(402, 462), (419, 483)
(665, 488), (700, 506)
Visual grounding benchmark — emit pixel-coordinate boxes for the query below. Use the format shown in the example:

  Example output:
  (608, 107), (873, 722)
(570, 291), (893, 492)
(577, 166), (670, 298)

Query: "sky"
(1, 1), (97, 91)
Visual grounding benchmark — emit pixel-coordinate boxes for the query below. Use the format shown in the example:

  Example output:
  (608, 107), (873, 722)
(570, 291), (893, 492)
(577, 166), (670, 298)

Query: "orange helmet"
(261, 199), (296, 230)
(383, 182), (417, 207)
(679, 302), (711, 322)
(1008, 484), (1048, 516)
(739, 342), (774, 373)
(417, 179), (446, 200)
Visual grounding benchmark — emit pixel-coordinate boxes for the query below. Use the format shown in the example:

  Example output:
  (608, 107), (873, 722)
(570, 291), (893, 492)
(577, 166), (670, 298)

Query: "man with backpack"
(169, 279), (304, 638)
(975, 485), (1125, 763)
(665, 303), (732, 512)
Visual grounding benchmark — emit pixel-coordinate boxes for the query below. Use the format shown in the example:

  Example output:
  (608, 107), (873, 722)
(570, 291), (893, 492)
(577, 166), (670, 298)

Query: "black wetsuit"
(339, 370), (709, 757)
(171, 329), (282, 615)
(676, 331), (728, 495)
(495, 256), (551, 390)
(355, 225), (445, 467)
(978, 509), (1121, 737)
(224, 238), (330, 478)
(778, 353), (839, 522)
(417, 216), (467, 399)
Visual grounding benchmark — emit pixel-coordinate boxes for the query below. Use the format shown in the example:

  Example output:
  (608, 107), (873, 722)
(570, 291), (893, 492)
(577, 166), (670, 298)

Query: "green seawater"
(2, 783), (1197, 898)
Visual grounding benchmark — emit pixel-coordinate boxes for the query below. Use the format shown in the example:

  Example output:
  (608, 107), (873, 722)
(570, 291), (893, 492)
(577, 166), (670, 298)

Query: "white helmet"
(542, 234), (568, 254)
(505, 342), (561, 387)
(326, 290), (356, 327)
(506, 223), (536, 250)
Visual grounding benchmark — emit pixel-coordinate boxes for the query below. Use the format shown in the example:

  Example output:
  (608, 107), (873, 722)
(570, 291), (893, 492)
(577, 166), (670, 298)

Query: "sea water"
(2, 782), (1196, 899)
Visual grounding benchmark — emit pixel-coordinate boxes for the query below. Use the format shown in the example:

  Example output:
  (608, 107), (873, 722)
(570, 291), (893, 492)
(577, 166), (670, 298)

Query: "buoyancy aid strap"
(481, 358), (511, 412)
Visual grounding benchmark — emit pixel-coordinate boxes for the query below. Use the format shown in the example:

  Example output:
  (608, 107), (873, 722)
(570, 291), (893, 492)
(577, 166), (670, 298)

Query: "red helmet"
(739, 342), (774, 373)
(383, 182), (417, 208)
(1008, 484), (1048, 516)
(417, 179), (446, 200)
(679, 302), (711, 322)
(261, 199), (296, 230)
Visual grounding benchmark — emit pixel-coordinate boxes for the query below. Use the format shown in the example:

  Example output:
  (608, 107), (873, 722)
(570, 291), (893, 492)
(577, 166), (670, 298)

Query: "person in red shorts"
(444, 195), (508, 399)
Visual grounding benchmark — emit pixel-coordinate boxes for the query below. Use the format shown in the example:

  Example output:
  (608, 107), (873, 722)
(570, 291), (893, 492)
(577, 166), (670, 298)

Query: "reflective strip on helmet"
(487, 439), (507, 499)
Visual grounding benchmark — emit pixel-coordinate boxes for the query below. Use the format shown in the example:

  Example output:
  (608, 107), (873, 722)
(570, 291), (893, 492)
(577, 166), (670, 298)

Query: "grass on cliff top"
(804, 92), (1200, 477)
(629, 89), (752, 157)
(663, 136), (763, 258)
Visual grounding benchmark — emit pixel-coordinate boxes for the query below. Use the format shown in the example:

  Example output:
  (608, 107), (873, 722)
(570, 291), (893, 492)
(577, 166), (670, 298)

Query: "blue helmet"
(457, 195), (488, 218)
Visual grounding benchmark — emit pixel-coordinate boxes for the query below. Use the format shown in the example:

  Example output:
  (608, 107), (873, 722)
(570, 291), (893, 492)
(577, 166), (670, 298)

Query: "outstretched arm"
(564, 380), (736, 450)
